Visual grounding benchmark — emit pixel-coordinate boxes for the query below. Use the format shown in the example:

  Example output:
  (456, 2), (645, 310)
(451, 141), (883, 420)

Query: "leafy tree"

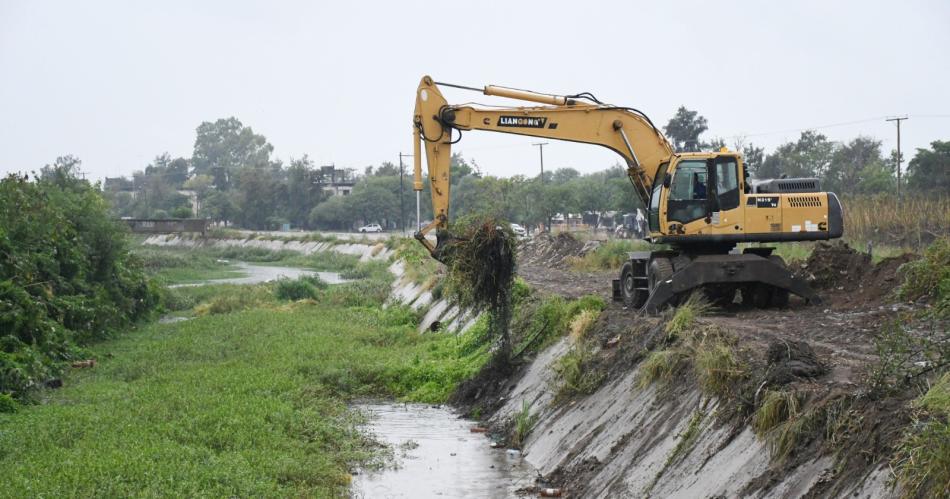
(145, 153), (190, 188)
(39, 155), (83, 184)
(450, 152), (479, 181)
(183, 174), (214, 213)
(757, 131), (835, 180)
(826, 136), (891, 195)
(704, 137), (727, 150)
(231, 167), (284, 229)
(741, 143), (766, 176)
(171, 206), (193, 218)
(192, 117), (274, 189)
(906, 140), (950, 195)
(664, 106), (708, 152)
(1, 166), (158, 399)
(309, 195), (354, 230)
(200, 190), (237, 225)
(374, 161), (400, 177)
(337, 176), (401, 227)
(552, 167), (580, 184)
(283, 156), (326, 228)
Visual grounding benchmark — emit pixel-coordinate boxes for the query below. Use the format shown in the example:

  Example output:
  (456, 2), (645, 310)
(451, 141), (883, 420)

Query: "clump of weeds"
(511, 400), (538, 449)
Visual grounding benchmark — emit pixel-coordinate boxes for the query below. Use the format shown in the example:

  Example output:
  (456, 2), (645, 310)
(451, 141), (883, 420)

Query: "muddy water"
(352, 403), (537, 498)
(171, 262), (347, 288)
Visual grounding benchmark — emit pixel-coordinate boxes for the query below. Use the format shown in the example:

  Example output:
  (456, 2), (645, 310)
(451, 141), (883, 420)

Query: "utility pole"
(399, 152), (412, 233)
(533, 142), (550, 232)
(886, 116), (908, 208)
(532, 142), (548, 184)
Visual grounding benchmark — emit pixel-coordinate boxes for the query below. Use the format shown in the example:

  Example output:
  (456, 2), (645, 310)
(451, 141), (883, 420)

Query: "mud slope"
(486, 237), (925, 497)
(486, 333), (895, 497)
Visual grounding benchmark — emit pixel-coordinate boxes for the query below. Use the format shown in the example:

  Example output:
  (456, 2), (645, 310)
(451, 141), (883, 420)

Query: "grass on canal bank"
(0, 275), (489, 497)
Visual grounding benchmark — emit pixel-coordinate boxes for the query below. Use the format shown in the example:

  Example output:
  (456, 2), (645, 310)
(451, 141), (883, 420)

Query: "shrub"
(160, 287), (198, 311)
(898, 236), (950, 316)
(0, 392), (19, 413)
(0, 170), (159, 399)
(325, 280), (390, 308)
(193, 286), (272, 316)
(275, 278), (321, 301)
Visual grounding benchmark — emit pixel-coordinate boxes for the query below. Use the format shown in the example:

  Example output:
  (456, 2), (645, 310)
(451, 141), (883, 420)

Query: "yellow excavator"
(411, 75), (843, 312)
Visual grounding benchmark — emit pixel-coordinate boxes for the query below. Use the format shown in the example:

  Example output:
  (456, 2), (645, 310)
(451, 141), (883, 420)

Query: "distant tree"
(664, 106), (708, 152)
(825, 136), (890, 195)
(757, 131), (835, 180)
(231, 167), (283, 229)
(703, 137), (726, 150)
(740, 143), (766, 176)
(183, 174), (214, 213)
(374, 161), (400, 177)
(171, 205), (193, 218)
(574, 175), (613, 216)
(348, 178), (400, 227)
(450, 152), (479, 181)
(551, 168), (580, 184)
(39, 155), (83, 186)
(200, 190), (237, 225)
(283, 156), (326, 228)
(167, 157), (191, 187)
(191, 117), (274, 189)
(123, 166), (187, 218)
(309, 195), (353, 230)
(905, 140), (950, 196)
(145, 153), (189, 187)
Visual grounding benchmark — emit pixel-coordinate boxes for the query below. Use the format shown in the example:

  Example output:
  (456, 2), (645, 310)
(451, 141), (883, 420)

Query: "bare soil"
(516, 237), (923, 387)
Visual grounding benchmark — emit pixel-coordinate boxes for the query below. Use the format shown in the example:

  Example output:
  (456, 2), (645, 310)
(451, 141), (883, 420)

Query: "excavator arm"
(412, 75), (674, 256)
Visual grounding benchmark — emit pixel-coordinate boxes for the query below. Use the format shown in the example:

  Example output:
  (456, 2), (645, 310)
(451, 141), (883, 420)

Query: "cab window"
(667, 160), (707, 223)
(648, 162), (668, 232)
(715, 158), (739, 211)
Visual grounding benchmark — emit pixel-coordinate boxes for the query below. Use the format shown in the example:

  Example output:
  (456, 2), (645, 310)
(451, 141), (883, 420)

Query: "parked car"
(358, 223), (383, 233)
(510, 223), (527, 237)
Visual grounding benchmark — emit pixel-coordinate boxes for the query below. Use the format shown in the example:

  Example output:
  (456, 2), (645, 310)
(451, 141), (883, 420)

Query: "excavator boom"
(412, 75), (673, 252)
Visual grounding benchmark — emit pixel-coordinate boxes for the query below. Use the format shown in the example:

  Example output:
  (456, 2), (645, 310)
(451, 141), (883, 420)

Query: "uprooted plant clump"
(441, 217), (518, 364)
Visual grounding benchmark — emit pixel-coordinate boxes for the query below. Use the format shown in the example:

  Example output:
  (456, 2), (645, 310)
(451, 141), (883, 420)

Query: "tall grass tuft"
(895, 373), (950, 497)
(665, 293), (711, 338)
(638, 349), (689, 388)
(568, 309), (599, 342)
(512, 400), (539, 449)
(753, 390), (803, 437)
(842, 195), (949, 248)
(571, 239), (652, 271)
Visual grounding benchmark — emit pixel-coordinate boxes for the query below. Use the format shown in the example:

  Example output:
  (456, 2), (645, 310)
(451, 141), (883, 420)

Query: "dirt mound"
(794, 241), (916, 306)
(798, 241), (871, 289)
(519, 232), (596, 269)
(765, 339), (827, 385)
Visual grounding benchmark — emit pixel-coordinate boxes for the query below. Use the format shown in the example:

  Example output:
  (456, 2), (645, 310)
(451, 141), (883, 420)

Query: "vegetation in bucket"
(441, 217), (517, 363)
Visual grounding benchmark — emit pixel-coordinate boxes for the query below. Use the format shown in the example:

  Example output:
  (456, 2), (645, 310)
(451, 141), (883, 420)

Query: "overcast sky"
(1, 0), (947, 182)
